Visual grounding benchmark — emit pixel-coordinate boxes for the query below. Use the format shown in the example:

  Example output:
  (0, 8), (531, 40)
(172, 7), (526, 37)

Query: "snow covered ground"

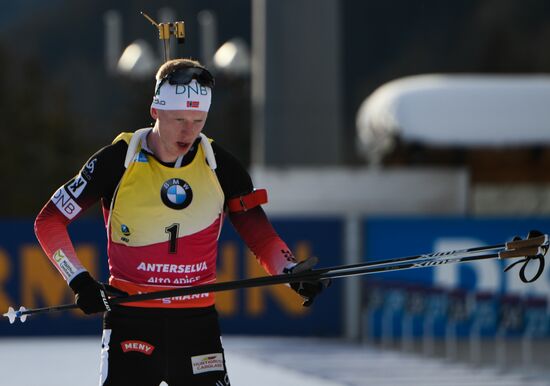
(0, 336), (549, 386)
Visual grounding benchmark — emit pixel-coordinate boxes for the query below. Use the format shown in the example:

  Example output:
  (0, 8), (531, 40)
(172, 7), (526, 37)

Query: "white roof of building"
(356, 75), (550, 155)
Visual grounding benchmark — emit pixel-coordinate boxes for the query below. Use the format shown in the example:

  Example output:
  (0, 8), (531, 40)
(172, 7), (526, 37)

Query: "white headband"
(151, 79), (212, 112)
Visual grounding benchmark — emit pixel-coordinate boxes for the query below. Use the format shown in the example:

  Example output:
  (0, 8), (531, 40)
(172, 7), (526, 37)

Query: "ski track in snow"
(0, 336), (549, 386)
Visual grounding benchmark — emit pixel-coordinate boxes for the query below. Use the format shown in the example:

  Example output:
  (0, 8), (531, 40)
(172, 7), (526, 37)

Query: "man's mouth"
(176, 141), (190, 149)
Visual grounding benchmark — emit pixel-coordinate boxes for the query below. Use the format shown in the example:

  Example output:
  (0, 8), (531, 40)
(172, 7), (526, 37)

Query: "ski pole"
(4, 232), (547, 324)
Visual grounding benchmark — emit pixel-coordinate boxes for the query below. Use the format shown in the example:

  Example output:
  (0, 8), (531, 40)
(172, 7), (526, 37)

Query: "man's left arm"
(213, 142), (328, 305)
(229, 205), (296, 274)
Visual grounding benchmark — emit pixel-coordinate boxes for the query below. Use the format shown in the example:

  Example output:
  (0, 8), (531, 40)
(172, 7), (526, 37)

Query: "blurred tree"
(0, 44), (89, 217)
(1, 0), (549, 215)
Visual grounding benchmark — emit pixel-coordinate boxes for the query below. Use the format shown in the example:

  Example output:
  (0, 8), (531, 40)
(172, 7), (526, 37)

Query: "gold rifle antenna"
(141, 11), (186, 63)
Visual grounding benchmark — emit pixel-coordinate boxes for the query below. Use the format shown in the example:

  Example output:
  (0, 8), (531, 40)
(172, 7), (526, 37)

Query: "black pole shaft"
(108, 251), (501, 305)
(15, 247), (519, 318)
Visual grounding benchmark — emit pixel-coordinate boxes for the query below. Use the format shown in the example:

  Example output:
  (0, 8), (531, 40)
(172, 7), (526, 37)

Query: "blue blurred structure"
(361, 280), (550, 368)
(1, 216), (549, 355)
(359, 217), (550, 370)
(0, 218), (343, 336)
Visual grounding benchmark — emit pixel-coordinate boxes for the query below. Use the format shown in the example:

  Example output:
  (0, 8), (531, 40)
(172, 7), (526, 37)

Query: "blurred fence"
(361, 218), (550, 372)
(362, 280), (549, 368)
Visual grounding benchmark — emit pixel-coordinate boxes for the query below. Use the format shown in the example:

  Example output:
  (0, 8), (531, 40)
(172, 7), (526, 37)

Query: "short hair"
(155, 58), (206, 81)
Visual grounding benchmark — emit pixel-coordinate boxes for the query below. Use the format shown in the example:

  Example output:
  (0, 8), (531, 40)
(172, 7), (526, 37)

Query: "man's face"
(151, 108), (208, 159)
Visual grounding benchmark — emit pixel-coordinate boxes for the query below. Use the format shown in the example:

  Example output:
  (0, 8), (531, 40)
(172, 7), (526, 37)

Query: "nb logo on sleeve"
(51, 187), (82, 219)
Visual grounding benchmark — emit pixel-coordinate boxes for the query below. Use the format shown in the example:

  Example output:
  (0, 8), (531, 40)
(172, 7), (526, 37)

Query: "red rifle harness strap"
(227, 189), (268, 213)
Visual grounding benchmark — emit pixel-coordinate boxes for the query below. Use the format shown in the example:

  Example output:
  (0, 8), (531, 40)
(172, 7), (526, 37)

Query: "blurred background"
(1, 0), (550, 384)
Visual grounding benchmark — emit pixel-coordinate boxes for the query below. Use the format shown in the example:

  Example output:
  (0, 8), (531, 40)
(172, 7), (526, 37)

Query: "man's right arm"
(34, 140), (126, 285)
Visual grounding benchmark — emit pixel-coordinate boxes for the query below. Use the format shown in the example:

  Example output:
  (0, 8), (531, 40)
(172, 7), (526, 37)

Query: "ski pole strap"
(503, 254), (546, 283)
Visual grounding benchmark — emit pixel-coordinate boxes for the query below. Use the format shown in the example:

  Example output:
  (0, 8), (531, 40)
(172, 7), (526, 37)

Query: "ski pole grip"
(505, 235), (548, 250)
(499, 246), (543, 259)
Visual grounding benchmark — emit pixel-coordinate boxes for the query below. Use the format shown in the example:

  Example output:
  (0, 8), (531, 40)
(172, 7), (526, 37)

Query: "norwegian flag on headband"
(187, 101), (200, 108)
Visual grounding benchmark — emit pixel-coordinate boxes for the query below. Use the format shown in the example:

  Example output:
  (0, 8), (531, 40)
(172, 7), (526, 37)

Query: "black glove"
(284, 257), (331, 307)
(69, 272), (127, 314)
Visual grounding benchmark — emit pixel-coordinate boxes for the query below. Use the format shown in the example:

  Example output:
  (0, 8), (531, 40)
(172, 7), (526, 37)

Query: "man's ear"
(150, 107), (158, 120)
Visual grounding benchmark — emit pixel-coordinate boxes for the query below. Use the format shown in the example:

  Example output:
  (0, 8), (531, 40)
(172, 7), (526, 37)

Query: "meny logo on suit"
(121, 340), (155, 355)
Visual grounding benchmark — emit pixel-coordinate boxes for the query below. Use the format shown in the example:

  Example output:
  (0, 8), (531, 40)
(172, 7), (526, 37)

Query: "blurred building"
(1, 1), (550, 361)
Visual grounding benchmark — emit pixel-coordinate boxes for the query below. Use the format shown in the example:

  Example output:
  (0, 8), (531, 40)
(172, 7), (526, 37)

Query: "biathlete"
(34, 58), (328, 386)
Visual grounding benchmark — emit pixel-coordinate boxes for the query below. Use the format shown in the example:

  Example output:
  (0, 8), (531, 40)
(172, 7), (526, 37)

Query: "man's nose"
(180, 121), (194, 131)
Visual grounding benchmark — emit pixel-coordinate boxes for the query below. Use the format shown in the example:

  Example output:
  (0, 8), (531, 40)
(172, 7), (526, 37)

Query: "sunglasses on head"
(156, 67), (215, 94)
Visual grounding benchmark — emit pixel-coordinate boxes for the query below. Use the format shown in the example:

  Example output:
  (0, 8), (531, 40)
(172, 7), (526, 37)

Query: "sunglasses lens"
(167, 68), (215, 88)
(168, 71), (192, 85)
